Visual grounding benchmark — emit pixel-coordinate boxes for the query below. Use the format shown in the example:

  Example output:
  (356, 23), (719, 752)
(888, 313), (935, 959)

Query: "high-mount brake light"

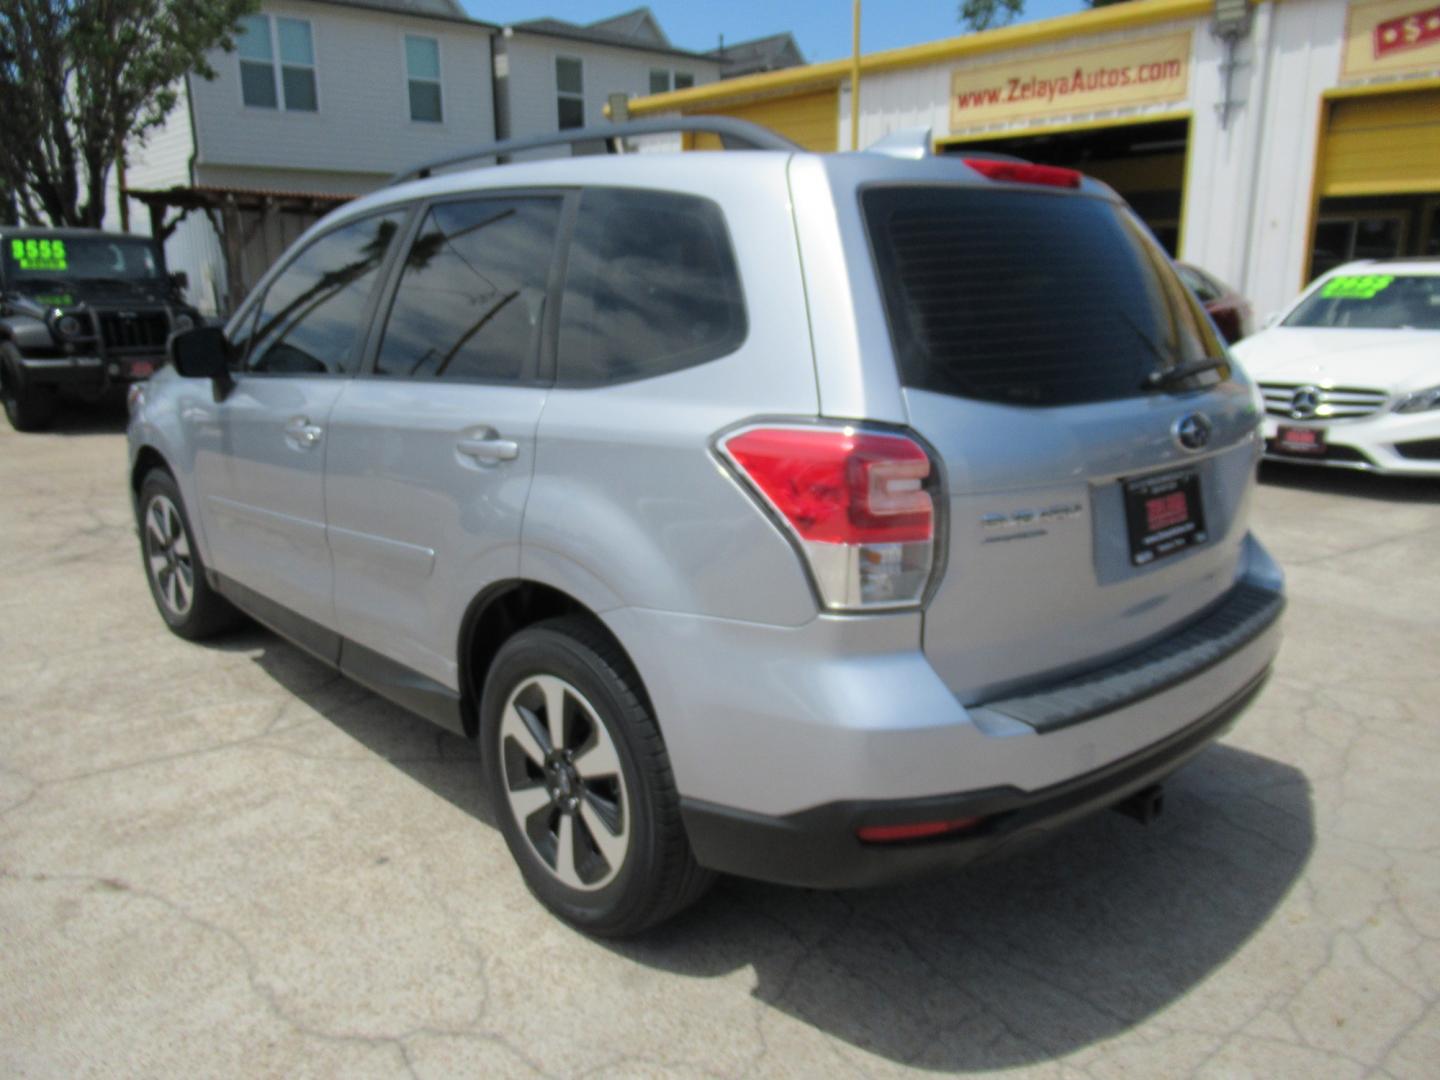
(963, 158), (1083, 189)
(719, 425), (938, 611)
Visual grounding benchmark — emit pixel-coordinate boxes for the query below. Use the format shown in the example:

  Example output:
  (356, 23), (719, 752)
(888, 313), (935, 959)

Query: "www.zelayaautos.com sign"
(949, 33), (1192, 131)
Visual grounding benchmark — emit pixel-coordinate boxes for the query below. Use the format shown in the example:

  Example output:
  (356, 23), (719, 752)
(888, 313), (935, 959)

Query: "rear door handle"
(284, 416), (324, 449)
(457, 436), (519, 464)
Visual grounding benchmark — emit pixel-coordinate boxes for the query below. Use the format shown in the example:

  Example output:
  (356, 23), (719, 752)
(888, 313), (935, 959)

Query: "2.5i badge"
(1123, 469), (1208, 566)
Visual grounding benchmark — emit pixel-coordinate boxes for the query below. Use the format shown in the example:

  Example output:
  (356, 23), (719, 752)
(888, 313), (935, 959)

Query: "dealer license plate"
(1124, 470), (1208, 567)
(1275, 424), (1325, 456)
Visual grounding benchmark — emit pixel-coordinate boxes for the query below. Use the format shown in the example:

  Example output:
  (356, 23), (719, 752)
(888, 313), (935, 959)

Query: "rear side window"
(557, 188), (746, 386)
(863, 187), (1224, 407)
(247, 213), (404, 376)
(375, 197), (561, 381)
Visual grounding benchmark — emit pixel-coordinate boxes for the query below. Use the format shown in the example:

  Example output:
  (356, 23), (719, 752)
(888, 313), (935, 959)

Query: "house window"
(237, 14), (317, 112)
(649, 69), (670, 95)
(675, 72), (694, 90)
(406, 35), (442, 122)
(556, 56), (584, 129)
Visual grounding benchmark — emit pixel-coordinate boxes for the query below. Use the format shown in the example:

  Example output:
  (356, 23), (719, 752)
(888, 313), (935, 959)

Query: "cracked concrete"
(1, 407), (1437, 1078)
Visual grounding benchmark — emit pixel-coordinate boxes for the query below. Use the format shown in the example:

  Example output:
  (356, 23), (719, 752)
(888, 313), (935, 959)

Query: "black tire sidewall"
(481, 624), (665, 933)
(1, 343), (56, 432)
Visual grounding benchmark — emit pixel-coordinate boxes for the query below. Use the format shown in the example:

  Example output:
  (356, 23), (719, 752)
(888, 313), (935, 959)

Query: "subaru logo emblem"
(1289, 385), (1321, 420)
(1174, 413), (1212, 452)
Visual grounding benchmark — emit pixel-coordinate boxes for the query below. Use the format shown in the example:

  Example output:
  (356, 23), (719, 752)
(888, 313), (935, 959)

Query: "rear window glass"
(863, 187), (1225, 407)
(1283, 274), (1440, 330)
(557, 188), (746, 386)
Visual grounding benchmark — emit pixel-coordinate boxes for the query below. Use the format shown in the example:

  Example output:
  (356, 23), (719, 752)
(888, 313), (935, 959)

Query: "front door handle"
(284, 416), (324, 449)
(457, 435), (520, 464)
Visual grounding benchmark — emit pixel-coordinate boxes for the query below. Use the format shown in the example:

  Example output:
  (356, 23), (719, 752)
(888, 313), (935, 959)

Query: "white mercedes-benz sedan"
(1233, 259), (1440, 476)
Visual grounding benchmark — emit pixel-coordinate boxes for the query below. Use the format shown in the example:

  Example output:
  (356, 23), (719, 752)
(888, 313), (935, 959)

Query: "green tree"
(0, 0), (258, 228)
(959, 0), (1131, 35)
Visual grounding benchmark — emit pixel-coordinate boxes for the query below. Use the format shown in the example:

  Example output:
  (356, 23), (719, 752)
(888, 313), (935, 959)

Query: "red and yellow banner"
(949, 33), (1191, 132)
(1343, 0), (1440, 77)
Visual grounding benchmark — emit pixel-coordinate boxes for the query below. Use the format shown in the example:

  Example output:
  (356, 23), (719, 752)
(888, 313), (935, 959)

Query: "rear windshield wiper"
(1143, 356), (1229, 390)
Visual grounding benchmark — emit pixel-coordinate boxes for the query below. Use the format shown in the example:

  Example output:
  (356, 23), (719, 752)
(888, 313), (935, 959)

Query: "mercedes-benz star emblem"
(1174, 412), (1213, 452)
(1289, 386), (1321, 420)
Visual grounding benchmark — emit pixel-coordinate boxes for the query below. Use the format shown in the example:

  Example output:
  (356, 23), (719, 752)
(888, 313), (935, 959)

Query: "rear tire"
(137, 469), (242, 640)
(481, 616), (714, 936)
(1, 344), (57, 432)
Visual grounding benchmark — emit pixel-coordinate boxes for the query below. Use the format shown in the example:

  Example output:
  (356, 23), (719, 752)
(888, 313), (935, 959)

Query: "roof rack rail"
(387, 117), (800, 186)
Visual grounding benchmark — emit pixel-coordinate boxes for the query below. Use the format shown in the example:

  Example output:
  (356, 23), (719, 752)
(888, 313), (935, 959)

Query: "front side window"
(247, 213), (403, 376)
(863, 186), (1226, 407)
(648, 69), (670, 95)
(375, 197), (562, 381)
(558, 188), (747, 386)
(238, 15), (317, 112)
(556, 56), (584, 130)
(406, 35), (442, 123)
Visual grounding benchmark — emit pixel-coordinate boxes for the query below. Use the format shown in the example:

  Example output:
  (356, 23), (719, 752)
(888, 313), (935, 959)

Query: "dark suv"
(0, 227), (199, 430)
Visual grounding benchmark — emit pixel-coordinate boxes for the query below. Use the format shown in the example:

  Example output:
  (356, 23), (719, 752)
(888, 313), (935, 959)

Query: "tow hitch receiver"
(1113, 784), (1165, 825)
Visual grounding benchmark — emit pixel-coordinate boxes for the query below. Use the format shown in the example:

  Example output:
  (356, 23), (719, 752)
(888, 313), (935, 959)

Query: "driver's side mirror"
(169, 270), (189, 293)
(170, 326), (234, 398)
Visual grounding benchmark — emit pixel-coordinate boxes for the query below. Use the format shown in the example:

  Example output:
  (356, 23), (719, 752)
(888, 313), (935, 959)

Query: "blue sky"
(461, 1), (1090, 63)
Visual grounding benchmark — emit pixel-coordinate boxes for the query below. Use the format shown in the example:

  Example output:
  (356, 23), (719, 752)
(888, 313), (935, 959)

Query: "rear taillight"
(963, 158), (1082, 189)
(719, 425), (938, 611)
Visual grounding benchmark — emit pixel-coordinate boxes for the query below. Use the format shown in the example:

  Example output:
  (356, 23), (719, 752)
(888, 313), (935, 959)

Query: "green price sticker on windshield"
(10, 237), (69, 271)
(1321, 273), (1393, 300)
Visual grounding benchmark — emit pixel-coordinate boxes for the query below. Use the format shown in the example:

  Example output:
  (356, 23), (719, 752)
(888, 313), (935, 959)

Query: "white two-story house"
(493, 8), (721, 144)
(112, 0), (497, 315)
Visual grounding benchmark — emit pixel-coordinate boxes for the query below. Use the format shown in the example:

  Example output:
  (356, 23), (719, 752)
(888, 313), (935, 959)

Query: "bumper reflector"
(856, 817), (983, 844)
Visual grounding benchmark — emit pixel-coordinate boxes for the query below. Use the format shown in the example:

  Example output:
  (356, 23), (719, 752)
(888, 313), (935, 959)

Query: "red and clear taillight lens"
(719, 425), (938, 611)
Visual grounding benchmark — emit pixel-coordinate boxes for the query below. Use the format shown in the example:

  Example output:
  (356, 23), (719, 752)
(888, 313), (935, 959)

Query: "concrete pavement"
(1, 403), (1437, 1078)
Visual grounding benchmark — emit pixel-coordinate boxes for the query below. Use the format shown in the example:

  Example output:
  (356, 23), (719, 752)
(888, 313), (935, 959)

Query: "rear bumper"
(609, 534), (1284, 888)
(681, 668), (1268, 889)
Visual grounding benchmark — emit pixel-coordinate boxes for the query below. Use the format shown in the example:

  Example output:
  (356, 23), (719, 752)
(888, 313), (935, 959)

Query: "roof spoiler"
(387, 117), (800, 186)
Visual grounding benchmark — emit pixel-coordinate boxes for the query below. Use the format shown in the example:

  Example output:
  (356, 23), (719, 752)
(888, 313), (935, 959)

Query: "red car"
(1177, 262), (1253, 344)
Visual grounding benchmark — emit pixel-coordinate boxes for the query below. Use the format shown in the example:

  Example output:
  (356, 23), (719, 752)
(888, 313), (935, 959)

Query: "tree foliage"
(0, 0), (258, 227)
(958, 0), (1025, 34)
(959, 0), (1132, 35)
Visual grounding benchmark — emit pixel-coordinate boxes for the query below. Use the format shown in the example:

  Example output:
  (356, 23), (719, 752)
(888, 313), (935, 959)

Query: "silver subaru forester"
(128, 120), (1284, 935)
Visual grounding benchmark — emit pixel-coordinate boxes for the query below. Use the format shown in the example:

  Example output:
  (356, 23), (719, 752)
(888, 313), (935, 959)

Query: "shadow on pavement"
(42, 394), (129, 436)
(231, 627), (1312, 1071)
(1260, 459), (1440, 503)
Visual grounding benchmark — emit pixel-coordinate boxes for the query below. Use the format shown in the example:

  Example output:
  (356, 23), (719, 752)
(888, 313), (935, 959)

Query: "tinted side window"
(247, 213), (403, 375)
(375, 197), (561, 381)
(557, 188), (746, 386)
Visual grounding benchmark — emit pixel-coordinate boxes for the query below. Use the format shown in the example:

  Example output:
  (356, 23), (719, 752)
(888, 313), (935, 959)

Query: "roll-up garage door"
(1321, 88), (1440, 197)
(684, 87), (839, 152)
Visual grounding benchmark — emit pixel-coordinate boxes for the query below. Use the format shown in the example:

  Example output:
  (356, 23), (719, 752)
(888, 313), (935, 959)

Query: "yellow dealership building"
(628, 0), (1440, 320)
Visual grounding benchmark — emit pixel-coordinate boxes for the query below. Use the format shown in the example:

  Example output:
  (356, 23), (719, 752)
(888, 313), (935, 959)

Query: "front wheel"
(481, 616), (713, 936)
(1, 344), (57, 432)
(138, 469), (241, 640)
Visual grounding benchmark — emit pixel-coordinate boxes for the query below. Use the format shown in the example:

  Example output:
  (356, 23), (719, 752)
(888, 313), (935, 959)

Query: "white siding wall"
(103, 79), (196, 232)
(188, 0), (495, 179)
(498, 32), (720, 152)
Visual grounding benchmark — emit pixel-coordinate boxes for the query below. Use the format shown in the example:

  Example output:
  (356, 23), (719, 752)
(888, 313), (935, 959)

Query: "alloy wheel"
(499, 674), (631, 891)
(144, 494), (194, 617)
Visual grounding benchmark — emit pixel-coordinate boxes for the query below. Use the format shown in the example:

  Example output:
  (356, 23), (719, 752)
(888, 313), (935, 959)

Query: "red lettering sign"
(1145, 492), (1189, 532)
(1373, 5), (1440, 57)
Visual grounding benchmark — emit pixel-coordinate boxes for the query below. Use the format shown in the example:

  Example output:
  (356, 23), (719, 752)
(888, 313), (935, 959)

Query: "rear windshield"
(1283, 273), (1440, 330)
(862, 187), (1225, 407)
